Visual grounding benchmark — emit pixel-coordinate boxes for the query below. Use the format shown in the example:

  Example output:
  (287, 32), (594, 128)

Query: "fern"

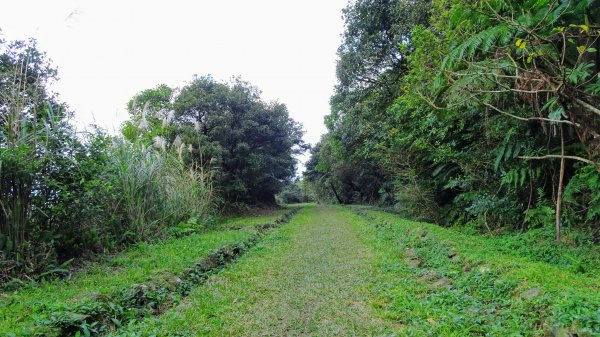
(544, 1), (572, 27)
(442, 24), (514, 71)
(494, 141), (526, 172)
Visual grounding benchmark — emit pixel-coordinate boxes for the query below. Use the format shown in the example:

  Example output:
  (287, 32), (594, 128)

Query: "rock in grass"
(550, 326), (574, 337)
(432, 278), (452, 288)
(167, 277), (183, 290)
(544, 321), (590, 337)
(520, 287), (542, 299)
(405, 257), (422, 268)
(418, 270), (439, 281)
(404, 248), (418, 258)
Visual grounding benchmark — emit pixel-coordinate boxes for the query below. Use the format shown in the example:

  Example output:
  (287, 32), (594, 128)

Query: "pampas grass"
(108, 140), (214, 241)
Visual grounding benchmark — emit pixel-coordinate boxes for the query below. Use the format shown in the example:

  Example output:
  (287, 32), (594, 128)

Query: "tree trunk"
(329, 182), (343, 204)
(555, 127), (565, 242)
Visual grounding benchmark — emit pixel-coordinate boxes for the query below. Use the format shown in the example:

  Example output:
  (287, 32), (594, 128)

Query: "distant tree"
(176, 76), (307, 204)
(275, 179), (314, 205)
(121, 84), (176, 144)
(127, 76), (308, 205)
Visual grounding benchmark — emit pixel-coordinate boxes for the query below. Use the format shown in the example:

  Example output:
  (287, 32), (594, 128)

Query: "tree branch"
(480, 101), (581, 127)
(519, 154), (599, 166)
(573, 97), (600, 117)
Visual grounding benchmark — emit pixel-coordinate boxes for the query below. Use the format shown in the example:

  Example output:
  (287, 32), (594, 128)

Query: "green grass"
(3, 205), (598, 336)
(111, 205), (396, 336)
(0, 209), (290, 336)
(354, 207), (600, 336)
(103, 205), (600, 336)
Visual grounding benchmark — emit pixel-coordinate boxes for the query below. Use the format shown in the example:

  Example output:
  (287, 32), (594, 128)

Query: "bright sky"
(0, 0), (346, 152)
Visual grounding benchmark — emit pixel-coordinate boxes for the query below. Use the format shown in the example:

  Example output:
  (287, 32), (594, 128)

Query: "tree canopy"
(306, 0), (600, 241)
(126, 76), (307, 205)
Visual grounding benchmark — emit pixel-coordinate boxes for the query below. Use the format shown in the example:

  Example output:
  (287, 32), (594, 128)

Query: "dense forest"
(305, 0), (600, 242)
(0, 38), (305, 282)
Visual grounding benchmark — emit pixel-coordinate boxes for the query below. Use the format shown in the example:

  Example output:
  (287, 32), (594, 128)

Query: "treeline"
(0, 38), (304, 283)
(305, 0), (600, 241)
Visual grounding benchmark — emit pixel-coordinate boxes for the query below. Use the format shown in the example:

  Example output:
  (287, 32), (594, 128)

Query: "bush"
(0, 39), (216, 283)
(275, 180), (314, 205)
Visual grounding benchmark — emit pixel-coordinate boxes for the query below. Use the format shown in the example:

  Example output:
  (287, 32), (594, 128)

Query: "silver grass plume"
(153, 135), (166, 150)
(139, 101), (151, 130)
(160, 109), (175, 128)
(177, 142), (186, 162)
(158, 108), (168, 127)
(173, 135), (183, 149)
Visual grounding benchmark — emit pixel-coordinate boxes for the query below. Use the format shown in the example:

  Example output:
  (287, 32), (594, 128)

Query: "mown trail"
(145, 205), (394, 336)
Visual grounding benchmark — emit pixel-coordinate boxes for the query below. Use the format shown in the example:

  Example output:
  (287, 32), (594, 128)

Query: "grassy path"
(118, 204), (599, 337)
(126, 205), (393, 336)
(5, 204), (597, 336)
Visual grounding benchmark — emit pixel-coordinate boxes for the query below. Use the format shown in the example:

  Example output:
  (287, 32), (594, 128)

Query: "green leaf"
(548, 106), (565, 120)
(504, 144), (513, 161)
(111, 318), (122, 327)
(541, 97), (557, 112)
(432, 164), (446, 177)
(494, 145), (506, 171)
(513, 143), (523, 158)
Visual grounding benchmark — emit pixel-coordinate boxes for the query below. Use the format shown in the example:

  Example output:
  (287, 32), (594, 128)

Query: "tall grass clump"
(107, 140), (214, 242)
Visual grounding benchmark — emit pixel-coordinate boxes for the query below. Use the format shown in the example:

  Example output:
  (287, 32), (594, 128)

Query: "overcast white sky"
(0, 0), (347, 151)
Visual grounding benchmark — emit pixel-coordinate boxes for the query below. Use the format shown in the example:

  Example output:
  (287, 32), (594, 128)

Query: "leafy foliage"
(275, 179), (314, 205)
(127, 76), (307, 205)
(306, 0), (600, 242)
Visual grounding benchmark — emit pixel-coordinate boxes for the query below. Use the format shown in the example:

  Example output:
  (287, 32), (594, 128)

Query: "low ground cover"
(3, 205), (597, 336)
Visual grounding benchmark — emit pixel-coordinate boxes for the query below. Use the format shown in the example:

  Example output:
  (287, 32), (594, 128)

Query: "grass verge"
(353, 206), (600, 336)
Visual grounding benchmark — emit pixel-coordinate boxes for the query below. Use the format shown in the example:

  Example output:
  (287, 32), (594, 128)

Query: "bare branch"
(573, 97), (600, 117)
(519, 154), (599, 166)
(479, 101), (581, 127)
